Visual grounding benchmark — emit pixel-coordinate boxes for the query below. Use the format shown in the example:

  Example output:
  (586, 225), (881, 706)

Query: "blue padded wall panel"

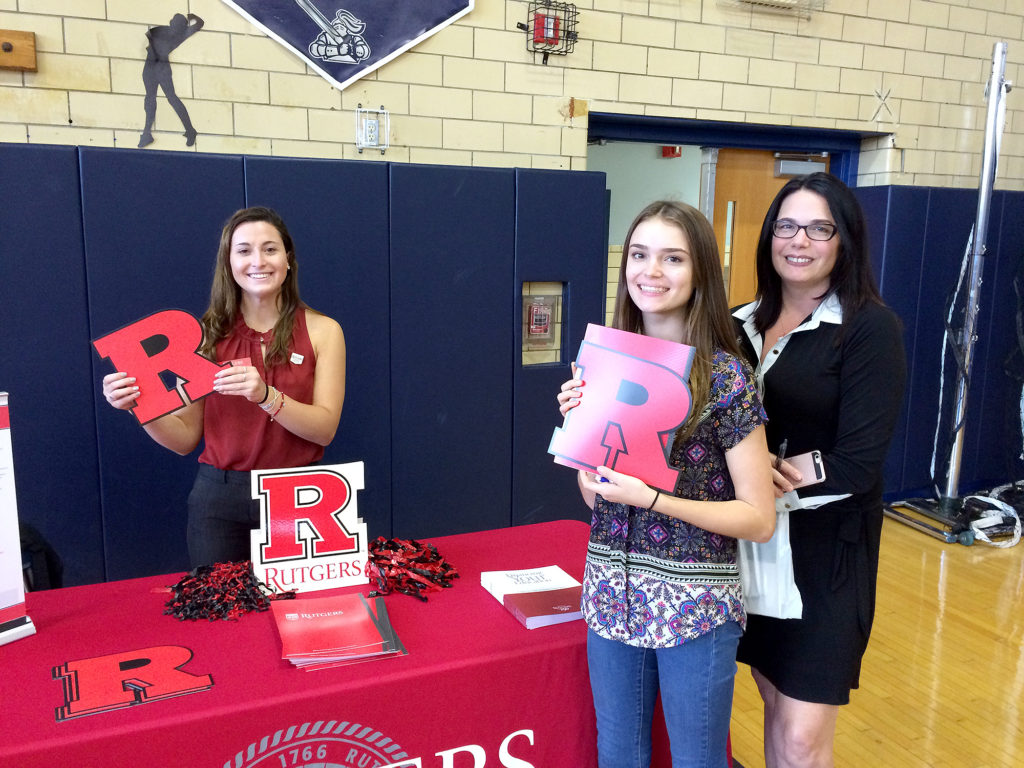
(855, 186), (911, 498)
(389, 164), (515, 538)
(855, 185), (1024, 500)
(853, 186), (893, 294)
(243, 157), (391, 539)
(0, 144), (103, 586)
(855, 186), (930, 498)
(899, 187), (978, 497)
(964, 191), (1024, 488)
(512, 168), (608, 526)
(81, 148), (245, 580)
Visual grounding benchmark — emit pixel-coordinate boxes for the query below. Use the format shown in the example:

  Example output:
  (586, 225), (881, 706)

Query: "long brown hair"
(612, 201), (742, 438)
(198, 206), (305, 366)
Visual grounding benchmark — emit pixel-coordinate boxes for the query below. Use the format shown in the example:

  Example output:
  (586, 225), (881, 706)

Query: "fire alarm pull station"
(522, 291), (561, 362)
(529, 300), (552, 338)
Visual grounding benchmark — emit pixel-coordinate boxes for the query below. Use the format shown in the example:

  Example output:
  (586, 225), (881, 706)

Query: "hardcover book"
(503, 585), (583, 629)
(480, 564), (580, 602)
(480, 565), (583, 630)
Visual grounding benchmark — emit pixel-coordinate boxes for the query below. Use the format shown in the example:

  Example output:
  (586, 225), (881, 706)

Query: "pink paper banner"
(549, 324), (695, 492)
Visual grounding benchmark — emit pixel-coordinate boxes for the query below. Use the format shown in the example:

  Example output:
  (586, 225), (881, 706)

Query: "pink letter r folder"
(549, 324), (695, 492)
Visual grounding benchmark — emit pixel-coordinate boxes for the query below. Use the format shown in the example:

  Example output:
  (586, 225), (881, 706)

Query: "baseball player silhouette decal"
(138, 13), (204, 149)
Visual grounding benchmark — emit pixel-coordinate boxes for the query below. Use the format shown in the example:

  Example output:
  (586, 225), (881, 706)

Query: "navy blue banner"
(223, 0), (474, 90)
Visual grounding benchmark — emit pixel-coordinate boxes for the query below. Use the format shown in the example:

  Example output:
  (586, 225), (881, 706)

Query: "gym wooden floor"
(729, 516), (1024, 768)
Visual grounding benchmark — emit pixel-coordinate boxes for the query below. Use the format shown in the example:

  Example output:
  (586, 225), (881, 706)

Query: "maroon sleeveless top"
(199, 309), (323, 470)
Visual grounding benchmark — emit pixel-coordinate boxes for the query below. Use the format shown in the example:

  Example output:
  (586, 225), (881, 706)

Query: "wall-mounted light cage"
(516, 1), (578, 65)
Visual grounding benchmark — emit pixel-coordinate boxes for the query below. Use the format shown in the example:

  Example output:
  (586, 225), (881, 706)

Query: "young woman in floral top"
(558, 201), (775, 768)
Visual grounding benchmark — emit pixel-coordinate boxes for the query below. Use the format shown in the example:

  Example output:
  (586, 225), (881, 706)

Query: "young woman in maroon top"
(102, 206), (346, 566)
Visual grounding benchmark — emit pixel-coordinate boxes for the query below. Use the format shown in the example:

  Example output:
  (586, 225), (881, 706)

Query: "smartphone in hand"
(787, 450), (826, 488)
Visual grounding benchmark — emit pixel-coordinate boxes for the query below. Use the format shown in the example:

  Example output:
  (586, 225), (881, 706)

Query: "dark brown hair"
(752, 172), (883, 333)
(198, 206), (305, 366)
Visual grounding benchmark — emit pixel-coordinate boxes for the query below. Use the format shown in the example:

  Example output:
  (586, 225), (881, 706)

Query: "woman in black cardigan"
(732, 173), (906, 768)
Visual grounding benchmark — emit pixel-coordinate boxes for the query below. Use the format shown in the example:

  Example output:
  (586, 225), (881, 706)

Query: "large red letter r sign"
(92, 309), (223, 424)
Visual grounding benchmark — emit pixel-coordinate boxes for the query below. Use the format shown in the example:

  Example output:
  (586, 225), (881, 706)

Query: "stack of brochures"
(480, 565), (583, 630)
(271, 592), (406, 670)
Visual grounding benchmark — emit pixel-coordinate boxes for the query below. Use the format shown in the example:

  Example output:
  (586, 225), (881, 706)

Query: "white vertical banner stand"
(0, 392), (37, 645)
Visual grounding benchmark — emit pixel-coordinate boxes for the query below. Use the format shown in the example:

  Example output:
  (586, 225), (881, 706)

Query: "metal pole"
(941, 42), (1008, 505)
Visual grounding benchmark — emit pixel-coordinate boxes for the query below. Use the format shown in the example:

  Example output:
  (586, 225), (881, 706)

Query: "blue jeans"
(587, 622), (741, 768)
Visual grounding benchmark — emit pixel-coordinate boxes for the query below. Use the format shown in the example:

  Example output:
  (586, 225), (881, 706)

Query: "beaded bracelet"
(269, 394), (285, 421)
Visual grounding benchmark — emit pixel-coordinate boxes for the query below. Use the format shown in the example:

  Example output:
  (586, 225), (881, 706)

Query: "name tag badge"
(290, 353), (304, 365)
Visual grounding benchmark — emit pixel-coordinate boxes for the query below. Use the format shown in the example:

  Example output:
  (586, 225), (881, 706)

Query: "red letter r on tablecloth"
(53, 645), (213, 721)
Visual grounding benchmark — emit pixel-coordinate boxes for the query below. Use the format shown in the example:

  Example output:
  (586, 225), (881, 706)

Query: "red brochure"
(271, 592), (404, 669)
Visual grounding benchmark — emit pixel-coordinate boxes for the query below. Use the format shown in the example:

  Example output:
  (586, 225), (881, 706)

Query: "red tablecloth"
(2, 520), (613, 768)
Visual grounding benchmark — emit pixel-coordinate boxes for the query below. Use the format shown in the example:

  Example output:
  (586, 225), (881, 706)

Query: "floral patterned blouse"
(582, 349), (766, 648)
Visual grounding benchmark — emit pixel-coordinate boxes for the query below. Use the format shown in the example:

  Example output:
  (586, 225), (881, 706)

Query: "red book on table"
(502, 585), (583, 630)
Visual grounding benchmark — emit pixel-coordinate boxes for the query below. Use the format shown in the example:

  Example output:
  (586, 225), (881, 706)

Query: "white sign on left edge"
(0, 392), (37, 646)
(250, 461), (368, 594)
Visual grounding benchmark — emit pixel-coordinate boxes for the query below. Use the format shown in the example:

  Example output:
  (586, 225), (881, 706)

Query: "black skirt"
(737, 500), (883, 705)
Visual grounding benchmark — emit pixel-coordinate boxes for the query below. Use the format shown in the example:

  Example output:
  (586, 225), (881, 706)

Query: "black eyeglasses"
(772, 219), (837, 241)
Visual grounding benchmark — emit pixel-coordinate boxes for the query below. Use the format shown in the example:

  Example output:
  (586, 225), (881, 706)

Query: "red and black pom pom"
(164, 560), (295, 621)
(367, 537), (458, 601)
